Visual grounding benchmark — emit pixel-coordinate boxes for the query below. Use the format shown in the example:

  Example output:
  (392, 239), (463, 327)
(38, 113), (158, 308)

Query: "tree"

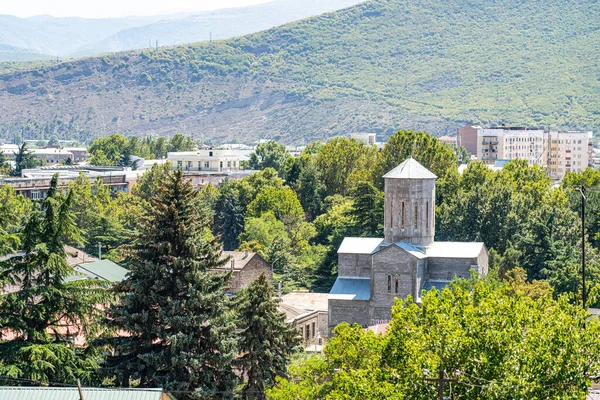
(347, 181), (383, 237)
(167, 133), (196, 153)
(315, 137), (378, 196)
(295, 159), (326, 221)
(236, 274), (299, 399)
(0, 175), (109, 385)
(11, 143), (38, 176)
(101, 169), (237, 399)
(214, 190), (245, 251)
(88, 134), (129, 166)
(131, 161), (172, 202)
(374, 130), (459, 202)
(0, 185), (29, 256)
(269, 276), (600, 399)
(249, 141), (290, 179)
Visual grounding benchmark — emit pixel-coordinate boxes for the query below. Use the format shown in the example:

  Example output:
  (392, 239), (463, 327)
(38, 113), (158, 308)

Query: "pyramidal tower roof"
(382, 157), (437, 179)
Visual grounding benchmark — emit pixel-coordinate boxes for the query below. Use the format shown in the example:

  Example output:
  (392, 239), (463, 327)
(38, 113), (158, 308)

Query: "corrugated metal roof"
(382, 157), (437, 180)
(425, 242), (485, 259)
(337, 237), (384, 254)
(328, 278), (371, 301)
(74, 260), (129, 282)
(0, 387), (168, 400)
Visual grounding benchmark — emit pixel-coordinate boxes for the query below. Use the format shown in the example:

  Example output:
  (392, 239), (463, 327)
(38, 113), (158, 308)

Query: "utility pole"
(77, 379), (84, 400)
(98, 242), (102, 260)
(425, 369), (457, 400)
(579, 186), (587, 309)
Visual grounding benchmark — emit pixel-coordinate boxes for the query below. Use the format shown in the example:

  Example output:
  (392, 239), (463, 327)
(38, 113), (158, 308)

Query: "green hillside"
(0, 0), (599, 143)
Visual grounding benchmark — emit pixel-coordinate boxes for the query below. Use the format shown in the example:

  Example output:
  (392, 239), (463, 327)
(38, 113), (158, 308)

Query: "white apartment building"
(474, 126), (593, 180)
(547, 130), (594, 180)
(166, 149), (242, 172)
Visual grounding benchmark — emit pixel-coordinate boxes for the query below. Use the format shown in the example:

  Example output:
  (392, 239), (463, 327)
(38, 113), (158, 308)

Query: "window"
(305, 324), (310, 341)
(227, 161), (231, 168)
(198, 161), (202, 170)
(401, 201), (405, 229)
(209, 151), (213, 157)
(387, 275), (392, 293)
(31, 190), (41, 200)
(177, 161), (182, 168)
(394, 275), (399, 294)
(233, 161), (237, 167)
(312, 322), (316, 338)
(219, 161), (223, 169)
(414, 204), (418, 229)
(204, 161), (209, 168)
(187, 161), (192, 169)
(426, 201), (429, 231)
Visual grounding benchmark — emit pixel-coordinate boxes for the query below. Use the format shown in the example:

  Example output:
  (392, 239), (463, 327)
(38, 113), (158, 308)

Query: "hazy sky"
(0, 0), (273, 19)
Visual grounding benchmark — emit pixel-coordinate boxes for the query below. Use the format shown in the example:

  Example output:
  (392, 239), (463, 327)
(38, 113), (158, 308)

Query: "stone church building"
(328, 157), (488, 332)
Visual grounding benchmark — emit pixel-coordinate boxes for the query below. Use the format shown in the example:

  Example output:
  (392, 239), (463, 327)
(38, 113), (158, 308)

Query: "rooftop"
(0, 387), (171, 400)
(280, 292), (329, 312)
(425, 242), (486, 259)
(74, 259), (129, 282)
(382, 157), (437, 180)
(329, 277), (371, 301)
(337, 237), (384, 254)
(214, 251), (258, 271)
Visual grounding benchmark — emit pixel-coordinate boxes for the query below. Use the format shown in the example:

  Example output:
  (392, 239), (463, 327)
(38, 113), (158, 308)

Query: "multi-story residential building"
(546, 130), (594, 179)
(0, 166), (129, 199)
(458, 124), (594, 180)
(166, 149), (242, 172)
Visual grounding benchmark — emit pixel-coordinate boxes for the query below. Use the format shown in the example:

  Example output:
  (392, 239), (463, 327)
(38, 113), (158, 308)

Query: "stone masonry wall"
(338, 253), (372, 277)
(426, 257), (477, 281)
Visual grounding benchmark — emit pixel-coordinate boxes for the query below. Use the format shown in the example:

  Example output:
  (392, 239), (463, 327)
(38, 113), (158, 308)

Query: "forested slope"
(0, 0), (598, 143)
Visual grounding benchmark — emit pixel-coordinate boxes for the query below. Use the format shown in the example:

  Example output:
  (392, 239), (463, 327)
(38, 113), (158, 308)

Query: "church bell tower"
(383, 157), (436, 247)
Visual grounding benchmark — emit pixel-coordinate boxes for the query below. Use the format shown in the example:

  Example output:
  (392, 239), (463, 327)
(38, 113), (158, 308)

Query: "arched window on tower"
(387, 275), (392, 293)
(394, 275), (399, 294)
(414, 203), (418, 229)
(426, 201), (430, 231)
(401, 201), (405, 229)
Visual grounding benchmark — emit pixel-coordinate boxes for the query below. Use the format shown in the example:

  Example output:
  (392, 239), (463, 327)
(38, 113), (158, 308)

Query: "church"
(328, 157), (488, 332)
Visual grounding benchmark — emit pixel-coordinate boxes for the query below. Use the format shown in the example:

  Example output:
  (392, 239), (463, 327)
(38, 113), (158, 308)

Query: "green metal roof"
(74, 259), (129, 282)
(0, 387), (169, 400)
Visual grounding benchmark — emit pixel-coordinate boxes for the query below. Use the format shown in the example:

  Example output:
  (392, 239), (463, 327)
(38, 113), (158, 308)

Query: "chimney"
(230, 260), (235, 272)
(277, 281), (282, 297)
(244, 250), (249, 259)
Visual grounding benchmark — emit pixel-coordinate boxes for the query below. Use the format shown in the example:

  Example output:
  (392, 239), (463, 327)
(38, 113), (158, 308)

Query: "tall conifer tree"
(0, 175), (109, 385)
(102, 169), (237, 399)
(236, 273), (299, 399)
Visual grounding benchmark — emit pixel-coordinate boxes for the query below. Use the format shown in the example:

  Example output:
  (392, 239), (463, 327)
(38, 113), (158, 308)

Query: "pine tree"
(11, 143), (38, 176)
(236, 273), (299, 400)
(214, 190), (245, 251)
(101, 169), (238, 399)
(348, 181), (384, 237)
(0, 175), (109, 385)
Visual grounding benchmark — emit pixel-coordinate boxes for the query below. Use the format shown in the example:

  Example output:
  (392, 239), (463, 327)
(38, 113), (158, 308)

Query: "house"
(328, 157), (488, 333)
(0, 386), (173, 400)
(278, 292), (328, 348)
(212, 251), (272, 293)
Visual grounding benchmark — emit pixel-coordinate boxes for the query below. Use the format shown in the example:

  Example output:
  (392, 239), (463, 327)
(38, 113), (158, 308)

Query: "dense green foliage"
(249, 141), (290, 179)
(88, 133), (195, 166)
(268, 273), (600, 399)
(236, 274), (300, 399)
(2, 0), (599, 142)
(101, 170), (238, 398)
(0, 176), (110, 385)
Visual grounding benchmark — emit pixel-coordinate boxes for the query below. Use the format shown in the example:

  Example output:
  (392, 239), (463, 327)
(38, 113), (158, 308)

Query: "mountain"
(0, 0), (599, 144)
(73, 0), (367, 57)
(0, 0), (365, 60)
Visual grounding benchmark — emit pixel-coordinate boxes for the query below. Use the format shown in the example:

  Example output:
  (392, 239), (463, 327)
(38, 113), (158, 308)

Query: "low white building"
(166, 149), (243, 172)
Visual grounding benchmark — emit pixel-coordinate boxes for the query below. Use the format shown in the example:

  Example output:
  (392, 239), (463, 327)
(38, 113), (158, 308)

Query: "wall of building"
(384, 178), (436, 245)
(337, 253), (372, 278)
(295, 310), (328, 344)
(370, 245), (416, 322)
(225, 255), (272, 293)
(328, 299), (370, 333)
(426, 257), (478, 281)
(457, 124), (478, 155)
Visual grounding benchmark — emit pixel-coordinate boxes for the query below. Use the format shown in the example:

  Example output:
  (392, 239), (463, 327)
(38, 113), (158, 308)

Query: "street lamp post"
(578, 187), (586, 310)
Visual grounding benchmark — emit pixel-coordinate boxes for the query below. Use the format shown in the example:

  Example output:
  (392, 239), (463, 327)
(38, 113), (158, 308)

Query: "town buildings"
(0, 387), (174, 400)
(212, 251), (272, 293)
(0, 166), (129, 199)
(278, 292), (328, 349)
(458, 125), (593, 180)
(0, 145), (88, 165)
(328, 157), (488, 332)
(166, 149), (244, 172)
